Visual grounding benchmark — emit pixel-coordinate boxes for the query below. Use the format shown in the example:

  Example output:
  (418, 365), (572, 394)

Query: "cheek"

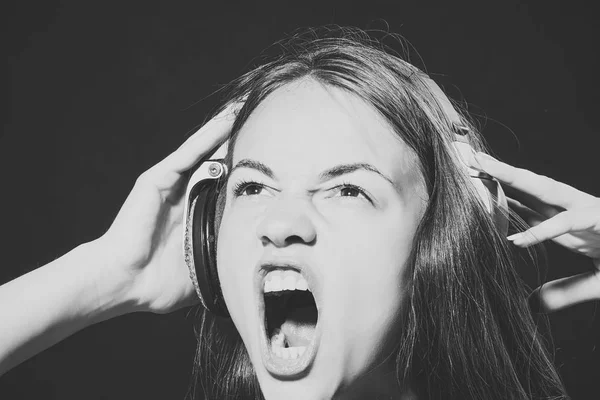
(323, 211), (417, 366)
(338, 220), (412, 321)
(331, 208), (416, 291)
(215, 209), (260, 338)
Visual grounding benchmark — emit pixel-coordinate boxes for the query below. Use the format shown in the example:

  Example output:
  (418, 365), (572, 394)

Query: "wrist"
(75, 239), (142, 323)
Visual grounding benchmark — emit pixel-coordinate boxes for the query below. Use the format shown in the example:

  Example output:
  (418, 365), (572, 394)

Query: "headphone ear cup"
(184, 196), (204, 309)
(188, 181), (230, 317)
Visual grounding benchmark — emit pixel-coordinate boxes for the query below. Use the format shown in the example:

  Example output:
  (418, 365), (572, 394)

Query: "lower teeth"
(271, 344), (307, 360)
(270, 328), (306, 360)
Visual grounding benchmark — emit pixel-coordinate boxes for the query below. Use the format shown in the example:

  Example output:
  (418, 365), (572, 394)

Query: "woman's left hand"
(469, 152), (600, 313)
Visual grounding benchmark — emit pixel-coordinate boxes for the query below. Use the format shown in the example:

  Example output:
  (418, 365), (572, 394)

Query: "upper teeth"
(264, 270), (309, 293)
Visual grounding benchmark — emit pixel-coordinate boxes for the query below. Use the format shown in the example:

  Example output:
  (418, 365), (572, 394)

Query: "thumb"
(529, 270), (600, 313)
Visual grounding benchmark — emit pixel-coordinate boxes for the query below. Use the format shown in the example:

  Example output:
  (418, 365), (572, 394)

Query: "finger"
(159, 102), (239, 174)
(470, 152), (596, 210)
(507, 196), (547, 227)
(504, 185), (563, 219)
(529, 271), (600, 313)
(508, 208), (599, 247)
(506, 197), (588, 250)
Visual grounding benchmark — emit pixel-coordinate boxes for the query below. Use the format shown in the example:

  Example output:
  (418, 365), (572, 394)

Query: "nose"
(256, 199), (317, 247)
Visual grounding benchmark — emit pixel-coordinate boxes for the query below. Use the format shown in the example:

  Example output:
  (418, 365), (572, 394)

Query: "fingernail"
(511, 232), (535, 247)
(507, 233), (529, 246)
(507, 233), (522, 241)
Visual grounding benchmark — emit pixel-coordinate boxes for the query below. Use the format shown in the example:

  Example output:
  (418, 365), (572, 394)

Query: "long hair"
(186, 26), (568, 400)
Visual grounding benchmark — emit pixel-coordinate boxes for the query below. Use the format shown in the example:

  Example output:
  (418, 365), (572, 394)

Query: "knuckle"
(135, 170), (156, 187)
(556, 210), (573, 226)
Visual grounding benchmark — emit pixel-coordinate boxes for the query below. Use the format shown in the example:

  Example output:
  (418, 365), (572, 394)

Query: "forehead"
(233, 79), (418, 183)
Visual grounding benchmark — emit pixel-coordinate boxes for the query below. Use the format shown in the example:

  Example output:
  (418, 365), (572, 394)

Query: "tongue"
(279, 307), (317, 347)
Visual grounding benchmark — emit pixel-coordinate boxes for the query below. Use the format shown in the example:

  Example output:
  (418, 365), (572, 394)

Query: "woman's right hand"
(95, 103), (237, 314)
(0, 103), (239, 376)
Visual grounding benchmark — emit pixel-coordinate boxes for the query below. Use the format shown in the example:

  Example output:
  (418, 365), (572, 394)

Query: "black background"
(1, 1), (599, 399)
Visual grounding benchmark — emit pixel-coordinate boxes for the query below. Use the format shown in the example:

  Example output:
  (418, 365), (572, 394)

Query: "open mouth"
(259, 268), (320, 377)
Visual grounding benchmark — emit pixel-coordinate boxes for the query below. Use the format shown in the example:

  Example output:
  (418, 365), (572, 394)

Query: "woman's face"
(217, 79), (428, 399)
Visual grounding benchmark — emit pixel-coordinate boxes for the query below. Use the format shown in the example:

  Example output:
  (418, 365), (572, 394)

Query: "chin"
(257, 375), (337, 400)
(247, 324), (382, 400)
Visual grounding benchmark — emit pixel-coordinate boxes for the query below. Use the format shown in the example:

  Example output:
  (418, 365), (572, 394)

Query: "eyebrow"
(230, 158), (396, 187)
(319, 163), (395, 187)
(230, 159), (276, 179)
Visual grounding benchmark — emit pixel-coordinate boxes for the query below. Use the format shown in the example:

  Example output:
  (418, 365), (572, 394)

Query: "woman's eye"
(233, 181), (266, 197)
(340, 186), (361, 197)
(242, 184), (263, 196)
(333, 183), (372, 203)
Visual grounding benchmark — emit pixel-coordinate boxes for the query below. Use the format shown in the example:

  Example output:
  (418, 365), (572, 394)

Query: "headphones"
(183, 79), (509, 317)
(183, 140), (229, 315)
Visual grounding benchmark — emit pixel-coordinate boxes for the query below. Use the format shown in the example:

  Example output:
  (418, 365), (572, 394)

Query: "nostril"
(287, 235), (316, 246)
(261, 234), (316, 247)
(284, 234), (303, 245)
